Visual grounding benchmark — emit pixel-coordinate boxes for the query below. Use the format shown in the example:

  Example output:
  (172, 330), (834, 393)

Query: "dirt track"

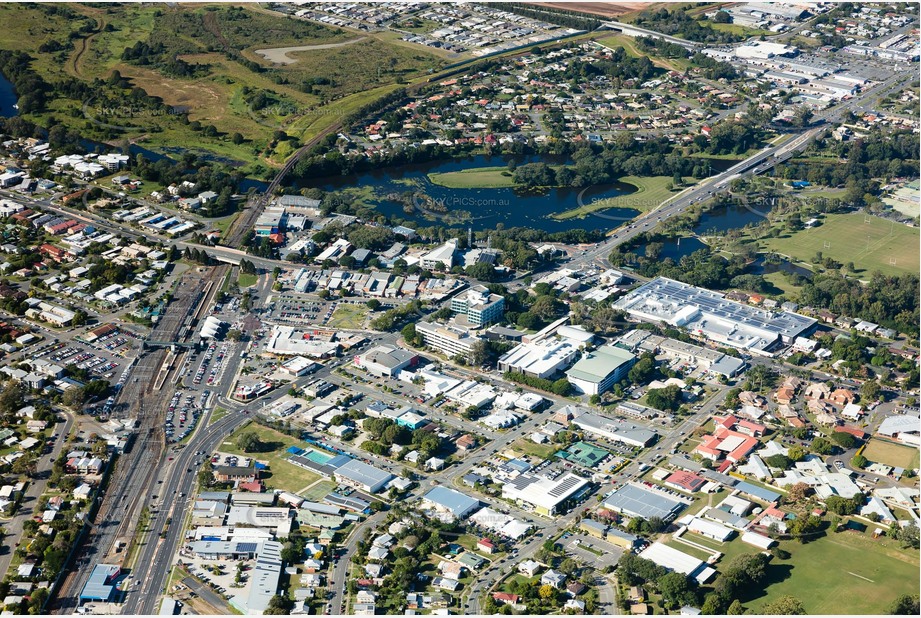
(255, 37), (368, 65)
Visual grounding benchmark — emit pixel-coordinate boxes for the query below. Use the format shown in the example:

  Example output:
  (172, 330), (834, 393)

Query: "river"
(0, 73), (17, 118)
(302, 154), (644, 233)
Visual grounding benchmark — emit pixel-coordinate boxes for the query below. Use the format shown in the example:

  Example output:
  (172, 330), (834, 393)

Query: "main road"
(125, 406), (252, 615)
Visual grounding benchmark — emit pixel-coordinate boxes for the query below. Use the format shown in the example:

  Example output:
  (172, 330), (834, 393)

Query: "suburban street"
(0, 413), (74, 580)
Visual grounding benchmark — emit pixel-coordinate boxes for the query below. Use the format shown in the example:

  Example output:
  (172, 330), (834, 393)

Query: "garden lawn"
(512, 438), (560, 460)
(238, 273), (258, 288)
(761, 213), (919, 277)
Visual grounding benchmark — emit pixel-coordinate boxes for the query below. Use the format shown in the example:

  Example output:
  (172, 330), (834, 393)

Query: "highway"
(565, 69), (916, 274)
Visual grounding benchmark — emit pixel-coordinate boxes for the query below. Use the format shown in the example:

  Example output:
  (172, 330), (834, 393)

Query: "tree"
(401, 323), (421, 347)
(559, 558), (578, 576)
(232, 132), (244, 145)
(62, 387), (86, 410)
(764, 454), (792, 470)
(762, 595), (806, 615)
(236, 431), (262, 453)
(787, 514), (822, 542)
(860, 379), (882, 402)
(657, 571), (697, 609)
(366, 299), (381, 311)
(887, 594), (919, 615)
(810, 437), (834, 455)
(851, 453), (868, 469)
(785, 482), (811, 503)
(646, 384), (683, 412)
(264, 594), (292, 615)
(0, 382), (24, 416)
(280, 543), (301, 564)
(787, 445), (805, 462)
(830, 431), (857, 449)
(727, 600), (745, 615)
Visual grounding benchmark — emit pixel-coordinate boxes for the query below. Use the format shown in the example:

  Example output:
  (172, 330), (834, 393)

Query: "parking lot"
(189, 342), (235, 387)
(165, 390), (207, 444)
(561, 533), (624, 570)
(30, 337), (128, 381)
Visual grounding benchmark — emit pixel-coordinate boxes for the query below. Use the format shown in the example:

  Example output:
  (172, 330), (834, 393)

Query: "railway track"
(51, 267), (228, 611)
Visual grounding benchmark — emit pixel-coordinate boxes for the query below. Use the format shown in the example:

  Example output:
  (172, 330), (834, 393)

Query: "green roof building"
(566, 345), (636, 395)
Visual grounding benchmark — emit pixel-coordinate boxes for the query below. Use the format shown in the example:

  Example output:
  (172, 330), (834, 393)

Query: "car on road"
(834, 460), (845, 470)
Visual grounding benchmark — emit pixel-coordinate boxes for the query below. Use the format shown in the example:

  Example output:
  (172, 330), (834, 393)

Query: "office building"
(450, 285), (505, 326)
(416, 322), (482, 360)
(501, 472), (590, 516)
(498, 339), (579, 379)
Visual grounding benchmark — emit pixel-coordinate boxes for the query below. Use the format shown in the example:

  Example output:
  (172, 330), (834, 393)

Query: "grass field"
(552, 175), (684, 220)
(208, 407), (230, 426)
(0, 3), (445, 172)
(428, 167), (515, 189)
(761, 212), (920, 277)
(300, 479), (338, 502)
(327, 304), (370, 329)
(210, 213), (240, 238)
(761, 270), (806, 297)
(597, 34), (691, 71)
(222, 423), (321, 492)
(238, 272), (258, 288)
(744, 533), (920, 614)
(511, 438), (560, 460)
(862, 438), (920, 469)
(665, 539), (714, 561)
(703, 21), (774, 37)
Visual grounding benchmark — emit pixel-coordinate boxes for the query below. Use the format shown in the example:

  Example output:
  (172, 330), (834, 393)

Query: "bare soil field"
(532, 2), (653, 18)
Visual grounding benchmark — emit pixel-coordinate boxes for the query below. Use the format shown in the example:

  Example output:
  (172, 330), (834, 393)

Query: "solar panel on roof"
(236, 542), (258, 553)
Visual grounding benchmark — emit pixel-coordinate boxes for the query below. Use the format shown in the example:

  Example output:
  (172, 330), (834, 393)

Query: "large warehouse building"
(502, 472), (591, 516)
(570, 411), (658, 448)
(613, 277), (816, 356)
(604, 482), (690, 520)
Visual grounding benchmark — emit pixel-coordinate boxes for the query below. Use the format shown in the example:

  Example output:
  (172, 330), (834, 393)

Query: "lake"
(301, 154), (641, 233)
(0, 73), (17, 118)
